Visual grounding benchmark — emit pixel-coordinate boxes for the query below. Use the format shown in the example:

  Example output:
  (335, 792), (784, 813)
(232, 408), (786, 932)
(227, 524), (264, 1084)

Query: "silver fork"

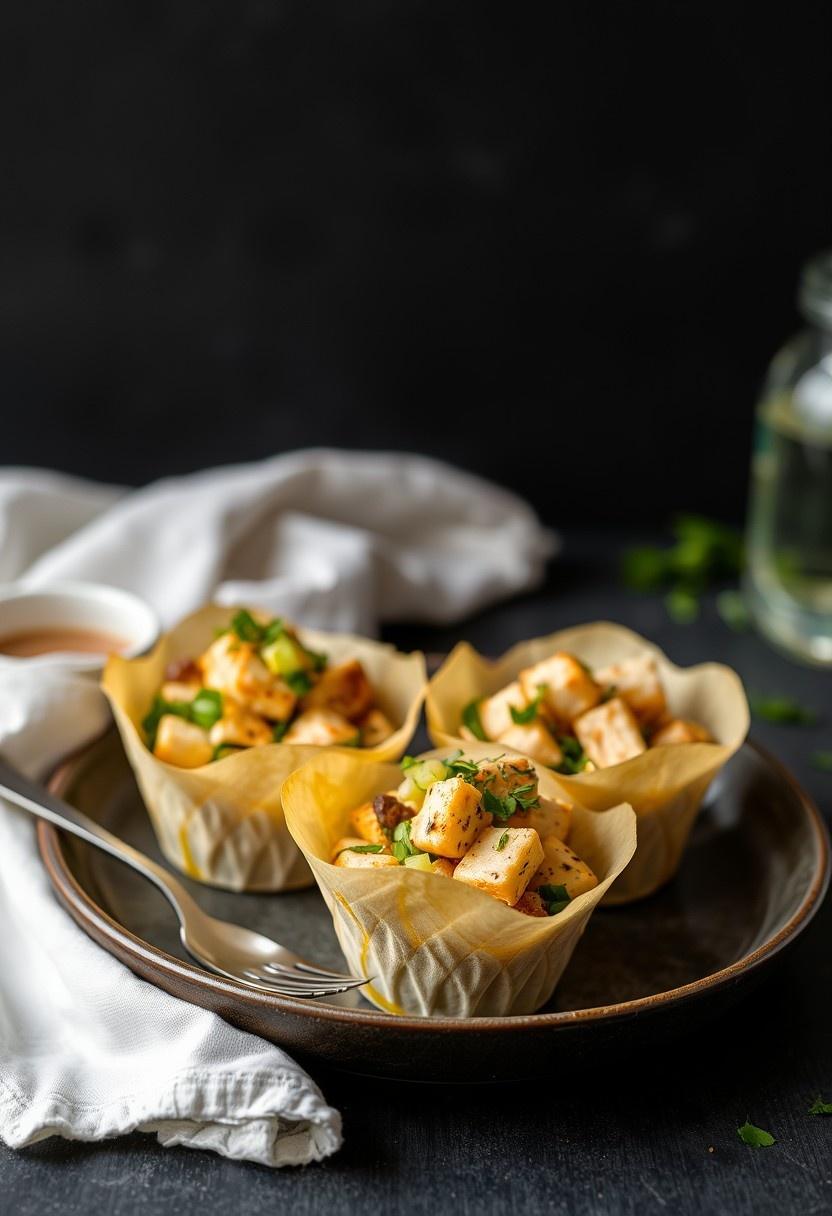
(0, 754), (368, 1000)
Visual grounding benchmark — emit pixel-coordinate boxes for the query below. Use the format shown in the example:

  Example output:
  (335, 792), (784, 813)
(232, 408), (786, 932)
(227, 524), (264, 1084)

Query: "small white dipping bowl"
(0, 582), (159, 674)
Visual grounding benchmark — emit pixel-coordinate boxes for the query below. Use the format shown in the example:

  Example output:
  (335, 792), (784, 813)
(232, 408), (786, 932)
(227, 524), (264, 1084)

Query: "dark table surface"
(3, 531), (832, 1215)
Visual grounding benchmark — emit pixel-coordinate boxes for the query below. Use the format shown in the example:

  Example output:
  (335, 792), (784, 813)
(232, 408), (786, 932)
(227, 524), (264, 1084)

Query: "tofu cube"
(200, 633), (296, 722)
(431, 858), (457, 878)
(574, 697), (646, 769)
(529, 835), (598, 899)
(409, 777), (490, 859)
(519, 653), (601, 727)
(153, 715), (213, 768)
(594, 655), (667, 725)
(349, 800), (390, 846)
(471, 755), (538, 803)
(283, 708), (360, 747)
(507, 797), (572, 843)
(332, 837), (399, 868)
(208, 701), (273, 748)
(496, 721), (563, 768)
(302, 659), (374, 722)
(161, 680), (202, 703)
(453, 827), (544, 905)
(478, 681), (531, 740)
(357, 707), (395, 747)
(650, 718), (712, 746)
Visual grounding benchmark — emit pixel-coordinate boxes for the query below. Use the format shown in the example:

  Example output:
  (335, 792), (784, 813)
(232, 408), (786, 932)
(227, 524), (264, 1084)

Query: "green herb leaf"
(811, 752), (832, 772)
(190, 688), (224, 730)
(716, 589), (750, 632)
(665, 587), (700, 624)
(622, 517), (743, 597)
(482, 787), (517, 821)
(302, 644), (328, 672)
(750, 695), (818, 726)
(537, 883), (572, 916)
(262, 618), (285, 645)
(444, 752), (481, 780)
(345, 843), (384, 855)
(510, 691), (543, 726)
(212, 744), (243, 762)
(286, 670), (314, 696)
(555, 735), (589, 775)
(400, 755), (418, 771)
(272, 720), (290, 743)
(462, 699), (488, 741)
(391, 819), (424, 863)
(809, 1096), (832, 1115)
(230, 609), (265, 643)
(495, 831), (510, 851)
(621, 546), (670, 592)
(737, 1120), (775, 1148)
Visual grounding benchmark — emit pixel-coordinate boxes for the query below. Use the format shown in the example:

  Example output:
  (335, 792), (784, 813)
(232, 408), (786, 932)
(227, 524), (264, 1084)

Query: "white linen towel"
(0, 449), (554, 1166)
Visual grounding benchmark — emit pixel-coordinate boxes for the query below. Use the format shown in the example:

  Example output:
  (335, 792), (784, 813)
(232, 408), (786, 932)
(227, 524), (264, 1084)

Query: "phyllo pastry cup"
(102, 604), (426, 892)
(426, 622), (750, 904)
(282, 744), (637, 1017)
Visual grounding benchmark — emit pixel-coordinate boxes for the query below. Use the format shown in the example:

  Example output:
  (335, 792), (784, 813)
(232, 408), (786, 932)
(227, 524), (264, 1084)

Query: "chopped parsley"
(737, 1120), (775, 1148)
(272, 720), (290, 743)
(443, 750), (481, 780)
(510, 689), (544, 726)
(391, 819), (425, 863)
(229, 609), (268, 643)
(665, 587), (700, 624)
(556, 735), (589, 775)
(811, 752), (832, 772)
(400, 755), (418, 771)
(750, 695), (818, 726)
(716, 589), (750, 632)
(343, 843), (384, 855)
(461, 698), (488, 741)
(809, 1096), (832, 1115)
(482, 787), (527, 821)
(286, 670), (314, 696)
(621, 515), (743, 624)
(537, 883), (572, 916)
(495, 831), (510, 851)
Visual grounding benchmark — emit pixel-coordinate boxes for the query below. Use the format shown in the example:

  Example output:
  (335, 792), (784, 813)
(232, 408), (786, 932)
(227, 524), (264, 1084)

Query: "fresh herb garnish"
(286, 670), (314, 696)
(809, 1096), (832, 1115)
(482, 787), (522, 821)
(462, 699), (488, 741)
(737, 1120), (775, 1148)
(212, 743), (243, 761)
(556, 735), (589, 775)
(344, 843), (384, 855)
(495, 831), (510, 851)
(400, 755), (418, 771)
(537, 883), (572, 916)
(716, 589), (750, 632)
(443, 751), (481, 780)
(190, 688), (224, 730)
(229, 608), (266, 643)
(622, 515), (743, 624)
(510, 689), (544, 726)
(391, 819), (424, 863)
(750, 695), (818, 725)
(142, 690), (225, 750)
(811, 752), (832, 772)
(272, 720), (290, 743)
(665, 587), (700, 624)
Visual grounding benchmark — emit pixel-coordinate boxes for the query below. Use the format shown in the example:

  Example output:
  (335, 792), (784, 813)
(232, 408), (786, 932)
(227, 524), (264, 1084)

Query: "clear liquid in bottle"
(745, 369), (832, 665)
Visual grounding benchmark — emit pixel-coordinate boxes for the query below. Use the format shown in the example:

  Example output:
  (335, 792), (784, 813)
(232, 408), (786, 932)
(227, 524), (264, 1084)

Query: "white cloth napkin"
(0, 449), (554, 1166)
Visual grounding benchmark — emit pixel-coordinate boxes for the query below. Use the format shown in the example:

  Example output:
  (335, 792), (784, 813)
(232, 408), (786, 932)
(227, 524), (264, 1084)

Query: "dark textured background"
(3, 1), (832, 522)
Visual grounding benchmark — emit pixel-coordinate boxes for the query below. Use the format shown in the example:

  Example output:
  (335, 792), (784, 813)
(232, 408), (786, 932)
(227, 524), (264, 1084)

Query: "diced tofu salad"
(459, 652), (711, 774)
(331, 752), (599, 917)
(143, 610), (395, 766)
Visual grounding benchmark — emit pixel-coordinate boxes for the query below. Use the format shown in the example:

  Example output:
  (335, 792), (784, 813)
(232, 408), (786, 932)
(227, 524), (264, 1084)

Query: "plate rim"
(38, 736), (831, 1034)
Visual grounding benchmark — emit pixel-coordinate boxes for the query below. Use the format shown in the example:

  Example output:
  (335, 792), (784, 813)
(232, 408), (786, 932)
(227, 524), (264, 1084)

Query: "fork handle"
(0, 752), (200, 924)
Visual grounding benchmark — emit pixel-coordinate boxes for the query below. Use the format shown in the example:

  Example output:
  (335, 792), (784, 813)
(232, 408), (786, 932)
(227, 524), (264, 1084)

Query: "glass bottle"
(745, 250), (832, 664)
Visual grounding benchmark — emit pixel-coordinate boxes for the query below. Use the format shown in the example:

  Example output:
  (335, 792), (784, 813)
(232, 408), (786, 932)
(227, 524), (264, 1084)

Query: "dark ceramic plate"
(39, 732), (829, 1083)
